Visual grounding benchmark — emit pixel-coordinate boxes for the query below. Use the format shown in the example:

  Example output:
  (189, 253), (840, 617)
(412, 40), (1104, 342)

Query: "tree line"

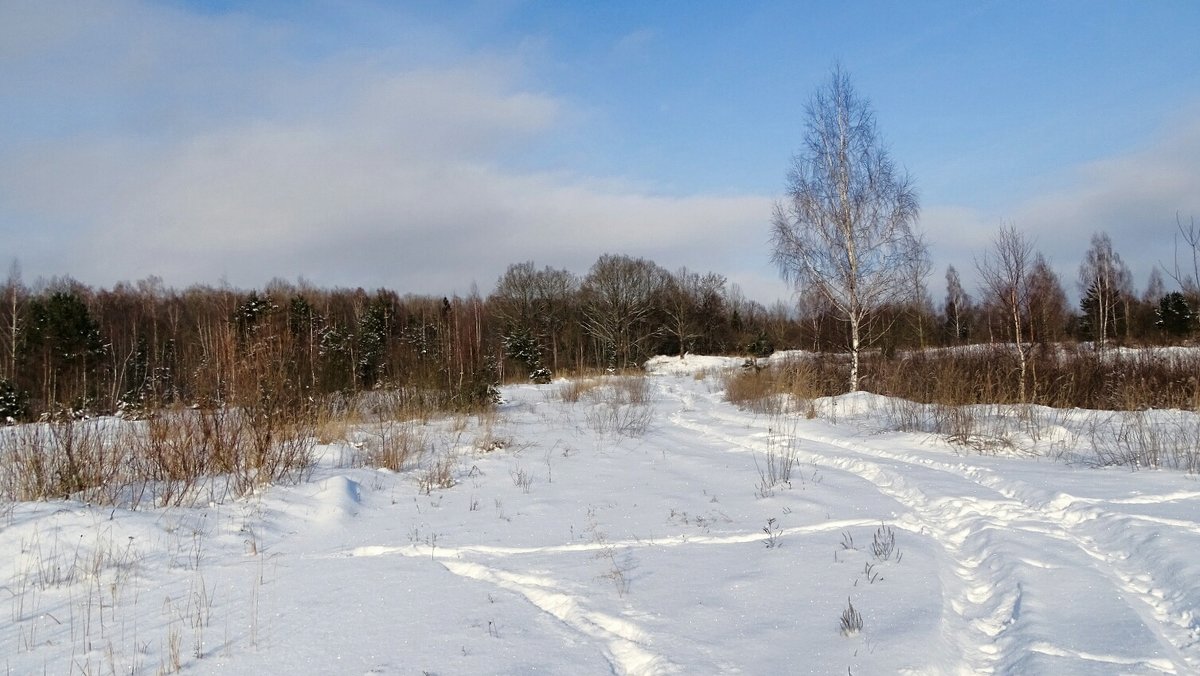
(1, 221), (1196, 423)
(0, 256), (792, 421)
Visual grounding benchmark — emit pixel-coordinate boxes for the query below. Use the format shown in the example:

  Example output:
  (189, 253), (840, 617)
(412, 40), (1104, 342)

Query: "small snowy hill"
(4, 363), (1200, 674)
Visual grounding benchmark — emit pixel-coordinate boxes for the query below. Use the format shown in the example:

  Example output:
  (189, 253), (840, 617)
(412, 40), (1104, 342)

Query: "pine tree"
(1079, 280), (1125, 344)
(1156, 292), (1193, 338)
(356, 295), (391, 388)
(0, 378), (28, 422)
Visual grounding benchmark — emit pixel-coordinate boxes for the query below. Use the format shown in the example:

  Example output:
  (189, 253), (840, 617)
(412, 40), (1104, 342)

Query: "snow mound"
(644, 354), (743, 376)
(311, 474), (362, 525)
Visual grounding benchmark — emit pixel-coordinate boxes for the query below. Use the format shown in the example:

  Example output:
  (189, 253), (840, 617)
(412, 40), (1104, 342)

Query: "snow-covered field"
(4, 356), (1200, 674)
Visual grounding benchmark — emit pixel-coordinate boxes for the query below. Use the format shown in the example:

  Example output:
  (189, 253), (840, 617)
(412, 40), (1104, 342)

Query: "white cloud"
(0, 1), (790, 301)
(920, 111), (1200, 300)
(1012, 112), (1200, 292)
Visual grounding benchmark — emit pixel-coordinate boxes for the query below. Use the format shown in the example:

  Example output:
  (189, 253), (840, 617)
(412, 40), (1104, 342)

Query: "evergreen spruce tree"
(1156, 292), (1193, 338)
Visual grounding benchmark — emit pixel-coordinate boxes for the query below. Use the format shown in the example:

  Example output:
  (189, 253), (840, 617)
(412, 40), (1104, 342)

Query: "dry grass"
(558, 378), (604, 403)
(0, 403), (318, 507)
(356, 420), (428, 472)
(722, 357), (838, 415)
(0, 420), (127, 503)
(1088, 410), (1200, 472)
(419, 454), (457, 494)
(869, 345), (1200, 411)
(719, 346), (1200, 471)
(583, 375), (655, 438)
(724, 346), (1200, 413)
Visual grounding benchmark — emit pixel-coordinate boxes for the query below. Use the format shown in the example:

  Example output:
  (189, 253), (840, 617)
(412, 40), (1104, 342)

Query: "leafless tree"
(903, 236), (935, 349)
(492, 262), (540, 330)
(1143, 267), (1166, 305)
(1078, 232), (1132, 348)
(1167, 213), (1200, 314)
(976, 225), (1034, 402)
(491, 262), (580, 375)
(662, 267), (726, 358)
(943, 265), (971, 343)
(771, 66), (923, 392)
(795, 285), (834, 351)
(2, 260), (25, 381)
(1027, 254), (1069, 345)
(581, 254), (667, 370)
(532, 266), (578, 373)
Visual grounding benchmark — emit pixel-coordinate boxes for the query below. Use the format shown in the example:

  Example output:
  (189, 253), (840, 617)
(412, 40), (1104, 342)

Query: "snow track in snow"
(666, 384), (1200, 675)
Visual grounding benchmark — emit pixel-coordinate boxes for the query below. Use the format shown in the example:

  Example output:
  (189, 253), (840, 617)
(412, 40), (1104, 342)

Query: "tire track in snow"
(330, 517), (886, 675)
(438, 559), (677, 676)
(665, 404), (1017, 674)
(664, 386), (1194, 674)
(785, 426), (1200, 673)
(334, 517), (879, 560)
(338, 545), (677, 675)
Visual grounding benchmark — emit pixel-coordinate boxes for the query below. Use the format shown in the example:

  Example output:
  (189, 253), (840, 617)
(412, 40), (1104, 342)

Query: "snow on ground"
(4, 355), (1200, 674)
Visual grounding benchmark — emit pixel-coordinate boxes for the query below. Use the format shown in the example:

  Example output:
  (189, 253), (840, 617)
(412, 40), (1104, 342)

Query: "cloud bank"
(921, 111), (1200, 301)
(0, 1), (782, 300)
(3, 2), (1196, 309)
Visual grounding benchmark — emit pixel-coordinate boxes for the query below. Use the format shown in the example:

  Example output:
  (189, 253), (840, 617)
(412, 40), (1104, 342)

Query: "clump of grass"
(356, 420), (427, 472)
(870, 524), (901, 562)
(558, 378), (603, 404)
(419, 454), (457, 494)
(754, 422), (800, 498)
(583, 375), (654, 437)
(840, 597), (864, 635)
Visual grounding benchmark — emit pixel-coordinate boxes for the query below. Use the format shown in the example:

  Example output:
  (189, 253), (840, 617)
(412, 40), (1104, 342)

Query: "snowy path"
(666, 380), (1200, 674)
(6, 361), (1200, 675)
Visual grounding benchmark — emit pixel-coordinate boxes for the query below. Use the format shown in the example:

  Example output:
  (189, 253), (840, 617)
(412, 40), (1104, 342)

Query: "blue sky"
(3, 0), (1199, 305)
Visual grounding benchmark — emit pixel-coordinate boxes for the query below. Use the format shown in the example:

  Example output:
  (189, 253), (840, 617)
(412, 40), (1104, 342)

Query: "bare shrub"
(762, 517), (782, 548)
(931, 403), (976, 445)
(1090, 410), (1200, 472)
(613, 374), (650, 405)
(509, 464), (533, 493)
(587, 514), (634, 597)
(883, 397), (924, 434)
(0, 420), (126, 503)
(133, 411), (213, 506)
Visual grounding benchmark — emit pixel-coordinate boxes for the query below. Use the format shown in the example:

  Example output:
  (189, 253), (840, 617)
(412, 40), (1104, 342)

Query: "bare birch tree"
(2, 260), (24, 381)
(943, 265), (971, 343)
(976, 225), (1034, 402)
(1078, 232), (1132, 348)
(771, 66), (922, 392)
